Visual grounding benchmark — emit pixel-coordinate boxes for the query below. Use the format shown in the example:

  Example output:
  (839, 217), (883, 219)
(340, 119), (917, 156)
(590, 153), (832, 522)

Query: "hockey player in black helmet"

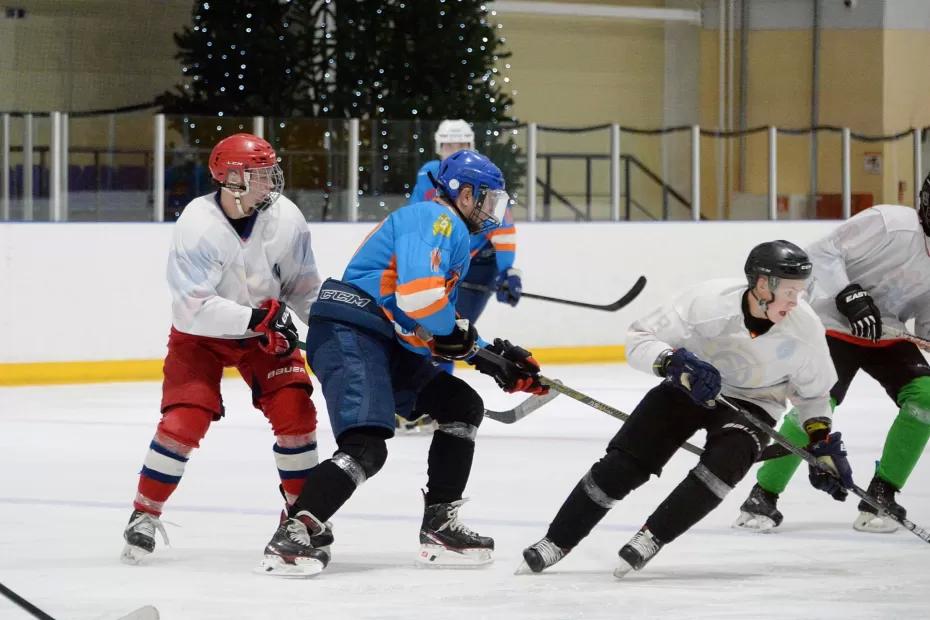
(737, 185), (930, 534)
(520, 240), (852, 578)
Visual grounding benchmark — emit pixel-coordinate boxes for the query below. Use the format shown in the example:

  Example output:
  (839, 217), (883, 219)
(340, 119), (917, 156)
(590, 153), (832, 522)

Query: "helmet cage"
(218, 162), (284, 212)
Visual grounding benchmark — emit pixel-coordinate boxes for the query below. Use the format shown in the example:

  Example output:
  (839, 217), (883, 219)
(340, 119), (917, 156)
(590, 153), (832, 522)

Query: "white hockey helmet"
(434, 119), (475, 156)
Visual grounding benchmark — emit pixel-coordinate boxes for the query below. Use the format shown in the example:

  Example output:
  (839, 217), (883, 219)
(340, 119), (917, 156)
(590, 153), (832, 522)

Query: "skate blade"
(120, 543), (151, 565)
(612, 558), (635, 580)
(513, 560), (536, 575)
(256, 554), (325, 578)
(853, 512), (899, 534)
(416, 544), (493, 567)
(732, 512), (777, 533)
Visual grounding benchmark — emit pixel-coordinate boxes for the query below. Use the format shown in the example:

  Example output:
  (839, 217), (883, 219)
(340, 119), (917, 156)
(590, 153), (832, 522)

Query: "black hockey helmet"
(744, 240), (812, 288)
(919, 172), (930, 236)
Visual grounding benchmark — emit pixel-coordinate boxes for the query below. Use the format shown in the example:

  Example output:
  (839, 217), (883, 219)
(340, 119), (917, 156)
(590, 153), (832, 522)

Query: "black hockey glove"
(472, 339), (549, 395)
(835, 283), (882, 341)
(659, 348), (721, 408)
(431, 319), (479, 360)
(251, 299), (299, 357)
(807, 432), (854, 501)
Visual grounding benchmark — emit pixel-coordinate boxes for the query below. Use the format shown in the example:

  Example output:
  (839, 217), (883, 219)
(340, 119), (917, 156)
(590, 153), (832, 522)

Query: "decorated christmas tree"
(160, 0), (521, 218)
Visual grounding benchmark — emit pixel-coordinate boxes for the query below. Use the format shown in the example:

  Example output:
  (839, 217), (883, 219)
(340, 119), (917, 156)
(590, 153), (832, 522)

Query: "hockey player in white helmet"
(400, 120), (523, 432)
(736, 178), (930, 534)
(520, 241), (852, 578)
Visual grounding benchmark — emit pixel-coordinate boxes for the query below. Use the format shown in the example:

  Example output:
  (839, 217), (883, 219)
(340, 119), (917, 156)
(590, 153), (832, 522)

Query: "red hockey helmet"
(208, 133), (284, 212)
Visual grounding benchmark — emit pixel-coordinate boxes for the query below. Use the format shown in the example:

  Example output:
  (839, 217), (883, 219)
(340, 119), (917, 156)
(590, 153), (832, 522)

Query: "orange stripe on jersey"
(493, 243), (516, 252)
(396, 275), (446, 296)
(488, 226), (515, 237)
(380, 255), (398, 298)
(404, 295), (449, 319)
(382, 308), (431, 349)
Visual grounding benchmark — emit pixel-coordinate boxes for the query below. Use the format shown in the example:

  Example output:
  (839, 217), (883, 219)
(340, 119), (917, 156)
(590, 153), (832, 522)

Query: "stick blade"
(119, 606), (160, 620)
(484, 388), (560, 424)
(604, 275), (647, 311)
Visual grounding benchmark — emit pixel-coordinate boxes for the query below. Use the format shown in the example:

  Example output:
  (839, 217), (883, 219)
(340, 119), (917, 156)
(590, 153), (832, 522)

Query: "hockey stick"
(883, 327), (930, 353)
(483, 386), (561, 424)
(716, 395), (930, 544)
(295, 341), (557, 425)
(0, 583), (55, 620)
(459, 275), (647, 312)
(533, 374), (707, 457)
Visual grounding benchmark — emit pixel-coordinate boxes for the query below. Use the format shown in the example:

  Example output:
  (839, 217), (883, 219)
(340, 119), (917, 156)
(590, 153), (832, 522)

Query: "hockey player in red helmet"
(121, 133), (326, 566)
(208, 132), (286, 216)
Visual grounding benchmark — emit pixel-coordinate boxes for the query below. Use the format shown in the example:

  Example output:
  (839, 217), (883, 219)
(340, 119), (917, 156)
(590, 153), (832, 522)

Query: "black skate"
(278, 508), (335, 552)
(259, 510), (331, 577)
(121, 509), (169, 565)
(417, 495), (494, 566)
(517, 537), (568, 574)
(854, 475), (906, 533)
(614, 526), (664, 578)
(733, 483), (784, 532)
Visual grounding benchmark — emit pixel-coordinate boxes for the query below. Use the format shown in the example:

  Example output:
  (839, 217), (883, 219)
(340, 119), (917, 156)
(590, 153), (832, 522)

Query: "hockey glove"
(252, 299), (299, 357)
(431, 319), (479, 361)
(835, 283), (882, 341)
(495, 268), (523, 306)
(660, 348), (721, 408)
(473, 338), (549, 395)
(807, 432), (854, 501)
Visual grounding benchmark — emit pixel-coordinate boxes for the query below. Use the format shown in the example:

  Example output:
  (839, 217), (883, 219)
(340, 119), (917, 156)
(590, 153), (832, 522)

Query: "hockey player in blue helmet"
(259, 148), (548, 576)
(400, 131), (523, 433)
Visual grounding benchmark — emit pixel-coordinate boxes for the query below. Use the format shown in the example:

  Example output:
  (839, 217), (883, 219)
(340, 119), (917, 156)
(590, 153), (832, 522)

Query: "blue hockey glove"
(659, 348), (721, 408)
(495, 268), (523, 306)
(807, 432), (854, 501)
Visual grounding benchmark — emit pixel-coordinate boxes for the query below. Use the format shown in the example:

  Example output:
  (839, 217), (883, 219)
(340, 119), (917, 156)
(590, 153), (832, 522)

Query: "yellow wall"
(0, 1), (191, 112)
(699, 25), (930, 217)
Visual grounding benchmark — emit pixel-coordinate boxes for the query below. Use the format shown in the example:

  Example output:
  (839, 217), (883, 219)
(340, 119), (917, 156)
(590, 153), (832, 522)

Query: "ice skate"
(259, 510), (331, 577)
(614, 526), (663, 579)
(853, 476), (905, 534)
(417, 494), (494, 567)
(516, 537), (567, 574)
(733, 483), (783, 532)
(121, 510), (169, 565)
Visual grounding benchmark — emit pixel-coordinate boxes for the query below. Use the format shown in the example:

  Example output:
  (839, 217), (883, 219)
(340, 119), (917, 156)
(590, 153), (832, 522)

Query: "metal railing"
(0, 111), (926, 223)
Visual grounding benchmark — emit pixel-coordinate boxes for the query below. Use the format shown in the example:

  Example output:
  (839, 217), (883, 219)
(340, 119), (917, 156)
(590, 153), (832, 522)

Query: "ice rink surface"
(1, 363), (929, 619)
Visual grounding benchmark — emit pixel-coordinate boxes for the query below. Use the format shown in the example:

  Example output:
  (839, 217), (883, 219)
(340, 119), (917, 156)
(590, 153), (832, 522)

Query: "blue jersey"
(409, 160), (440, 205)
(343, 201), (472, 355)
(410, 160), (517, 273)
(468, 205), (516, 272)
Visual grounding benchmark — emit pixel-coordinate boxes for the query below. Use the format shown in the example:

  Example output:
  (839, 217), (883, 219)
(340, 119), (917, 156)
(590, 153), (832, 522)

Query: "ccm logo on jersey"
(267, 366), (306, 379)
(319, 290), (371, 307)
(843, 290), (868, 303)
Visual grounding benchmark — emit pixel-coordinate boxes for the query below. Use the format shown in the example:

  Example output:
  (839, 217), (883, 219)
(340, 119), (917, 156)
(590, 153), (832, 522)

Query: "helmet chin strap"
(750, 287), (775, 318)
(222, 186), (251, 217)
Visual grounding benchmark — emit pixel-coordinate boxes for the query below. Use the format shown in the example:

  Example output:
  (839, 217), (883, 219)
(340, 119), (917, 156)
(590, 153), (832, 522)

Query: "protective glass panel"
(66, 111), (153, 222)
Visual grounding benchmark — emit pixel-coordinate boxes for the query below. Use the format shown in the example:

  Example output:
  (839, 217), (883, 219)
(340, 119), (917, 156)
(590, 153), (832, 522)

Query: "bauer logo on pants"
(267, 366), (307, 379)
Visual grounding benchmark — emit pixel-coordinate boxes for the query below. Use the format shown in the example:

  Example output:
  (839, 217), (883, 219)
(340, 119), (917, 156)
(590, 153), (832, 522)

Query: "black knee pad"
(416, 372), (484, 427)
(589, 448), (651, 500)
(336, 428), (389, 479)
(701, 423), (766, 486)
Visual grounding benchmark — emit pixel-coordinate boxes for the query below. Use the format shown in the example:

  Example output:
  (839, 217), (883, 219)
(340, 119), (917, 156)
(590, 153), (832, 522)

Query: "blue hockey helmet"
(434, 149), (508, 232)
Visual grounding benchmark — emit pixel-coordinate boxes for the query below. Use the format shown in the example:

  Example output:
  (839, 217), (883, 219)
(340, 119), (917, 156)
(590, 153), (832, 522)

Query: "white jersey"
(167, 193), (322, 339)
(626, 278), (836, 426)
(806, 205), (930, 339)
